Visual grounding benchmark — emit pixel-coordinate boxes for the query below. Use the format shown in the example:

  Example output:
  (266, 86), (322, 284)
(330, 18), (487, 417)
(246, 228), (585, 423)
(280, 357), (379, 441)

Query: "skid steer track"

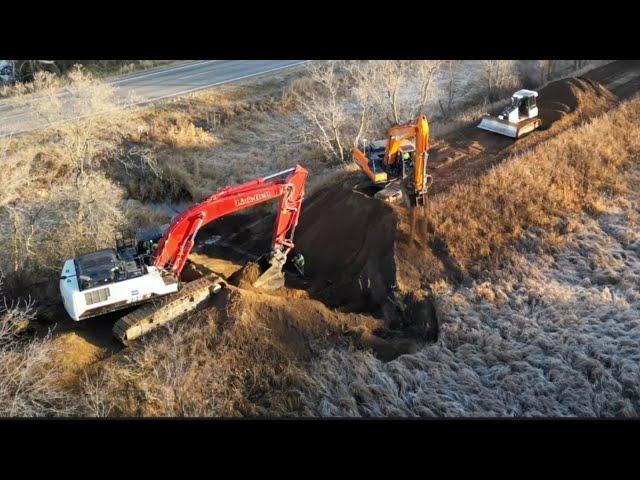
(113, 273), (226, 344)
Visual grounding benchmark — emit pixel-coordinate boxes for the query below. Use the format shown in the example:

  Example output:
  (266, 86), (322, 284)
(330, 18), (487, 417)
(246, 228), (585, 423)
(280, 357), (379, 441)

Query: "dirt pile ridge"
(293, 182), (397, 311)
(194, 177), (441, 349)
(535, 77), (618, 128)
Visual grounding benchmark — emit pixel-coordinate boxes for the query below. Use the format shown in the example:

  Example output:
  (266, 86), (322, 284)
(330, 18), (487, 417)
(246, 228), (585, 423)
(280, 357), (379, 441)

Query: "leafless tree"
(412, 60), (443, 117)
(537, 60), (556, 84)
(439, 60), (460, 119)
(483, 60), (519, 102)
(290, 61), (352, 163)
(376, 60), (409, 124)
(343, 61), (373, 148)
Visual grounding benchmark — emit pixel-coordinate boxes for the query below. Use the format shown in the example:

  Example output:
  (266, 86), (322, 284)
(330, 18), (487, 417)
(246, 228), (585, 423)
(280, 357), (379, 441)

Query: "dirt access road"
(0, 60), (307, 139)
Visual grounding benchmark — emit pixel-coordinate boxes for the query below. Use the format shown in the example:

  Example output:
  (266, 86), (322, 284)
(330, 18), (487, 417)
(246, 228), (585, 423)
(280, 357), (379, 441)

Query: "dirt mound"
(184, 253), (242, 281)
(293, 181), (398, 312)
(228, 261), (262, 289)
(212, 285), (421, 362)
(51, 332), (105, 388)
(536, 78), (618, 128)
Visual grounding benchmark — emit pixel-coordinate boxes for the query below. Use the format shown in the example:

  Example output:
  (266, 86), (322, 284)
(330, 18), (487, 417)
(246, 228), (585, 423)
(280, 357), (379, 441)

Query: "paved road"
(0, 60), (307, 138)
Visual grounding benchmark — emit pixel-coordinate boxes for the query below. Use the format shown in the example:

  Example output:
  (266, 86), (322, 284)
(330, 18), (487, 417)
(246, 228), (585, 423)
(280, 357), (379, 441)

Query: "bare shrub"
(81, 370), (113, 417)
(0, 335), (73, 416)
(0, 277), (35, 345)
(146, 115), (214, 149)
(0, 280), (72, 416)
(80, 303), (314, 417)
(0, 174), (126, 288)
(28, 65), (121, 182)
(483, 60), (519, 102)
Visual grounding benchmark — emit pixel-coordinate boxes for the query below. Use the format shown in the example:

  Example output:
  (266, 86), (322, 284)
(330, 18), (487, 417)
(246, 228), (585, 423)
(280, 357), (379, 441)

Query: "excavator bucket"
(253, 250), (287, 291)
(374, 183), (404, 203)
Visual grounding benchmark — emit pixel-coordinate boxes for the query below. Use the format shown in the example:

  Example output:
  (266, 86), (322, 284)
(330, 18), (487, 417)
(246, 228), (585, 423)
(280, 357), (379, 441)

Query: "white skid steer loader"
(478, 89), (541, 138)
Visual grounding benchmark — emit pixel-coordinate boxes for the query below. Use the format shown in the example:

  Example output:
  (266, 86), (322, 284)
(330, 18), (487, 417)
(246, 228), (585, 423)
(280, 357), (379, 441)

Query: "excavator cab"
(358, 139), (389, 185)
(397, 144), (416, 181)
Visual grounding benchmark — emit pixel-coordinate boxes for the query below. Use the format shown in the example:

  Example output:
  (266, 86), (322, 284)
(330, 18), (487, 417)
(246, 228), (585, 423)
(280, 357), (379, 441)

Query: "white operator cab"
(60, 228), (178, 321)
(500, 89), (539, 123)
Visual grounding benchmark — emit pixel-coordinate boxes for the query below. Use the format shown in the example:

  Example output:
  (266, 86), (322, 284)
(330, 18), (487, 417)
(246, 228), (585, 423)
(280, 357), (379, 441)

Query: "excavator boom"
(152, 165), (307, 276)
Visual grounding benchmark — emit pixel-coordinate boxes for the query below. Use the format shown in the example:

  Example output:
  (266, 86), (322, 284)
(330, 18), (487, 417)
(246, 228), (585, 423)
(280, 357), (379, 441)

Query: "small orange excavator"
(60, 165), (308, 343)
(353, 115), (432, 206)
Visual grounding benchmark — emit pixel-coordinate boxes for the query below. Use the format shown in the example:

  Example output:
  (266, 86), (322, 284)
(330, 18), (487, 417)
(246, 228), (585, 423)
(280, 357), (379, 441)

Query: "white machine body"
(478, 89), (540, 138)
(60, 258), (178, 321)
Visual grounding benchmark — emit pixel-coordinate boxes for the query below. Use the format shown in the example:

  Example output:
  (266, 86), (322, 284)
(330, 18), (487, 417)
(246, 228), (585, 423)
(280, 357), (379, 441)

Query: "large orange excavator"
(353, 115), (431, 206)
(60, 165), (308, 343)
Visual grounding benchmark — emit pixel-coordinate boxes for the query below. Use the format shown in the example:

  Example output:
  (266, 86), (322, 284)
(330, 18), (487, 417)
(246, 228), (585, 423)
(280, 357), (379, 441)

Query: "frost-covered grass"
(304, 204), (640, 416)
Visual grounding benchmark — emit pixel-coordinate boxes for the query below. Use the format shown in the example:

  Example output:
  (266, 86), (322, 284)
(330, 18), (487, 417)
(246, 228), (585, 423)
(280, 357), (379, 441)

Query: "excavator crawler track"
(112, 273), (226, 344)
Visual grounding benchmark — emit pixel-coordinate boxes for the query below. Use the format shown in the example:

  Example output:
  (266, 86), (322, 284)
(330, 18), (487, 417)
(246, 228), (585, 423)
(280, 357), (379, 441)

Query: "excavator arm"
(412, 115), (430, 199)
(152, 164), (308, 276)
